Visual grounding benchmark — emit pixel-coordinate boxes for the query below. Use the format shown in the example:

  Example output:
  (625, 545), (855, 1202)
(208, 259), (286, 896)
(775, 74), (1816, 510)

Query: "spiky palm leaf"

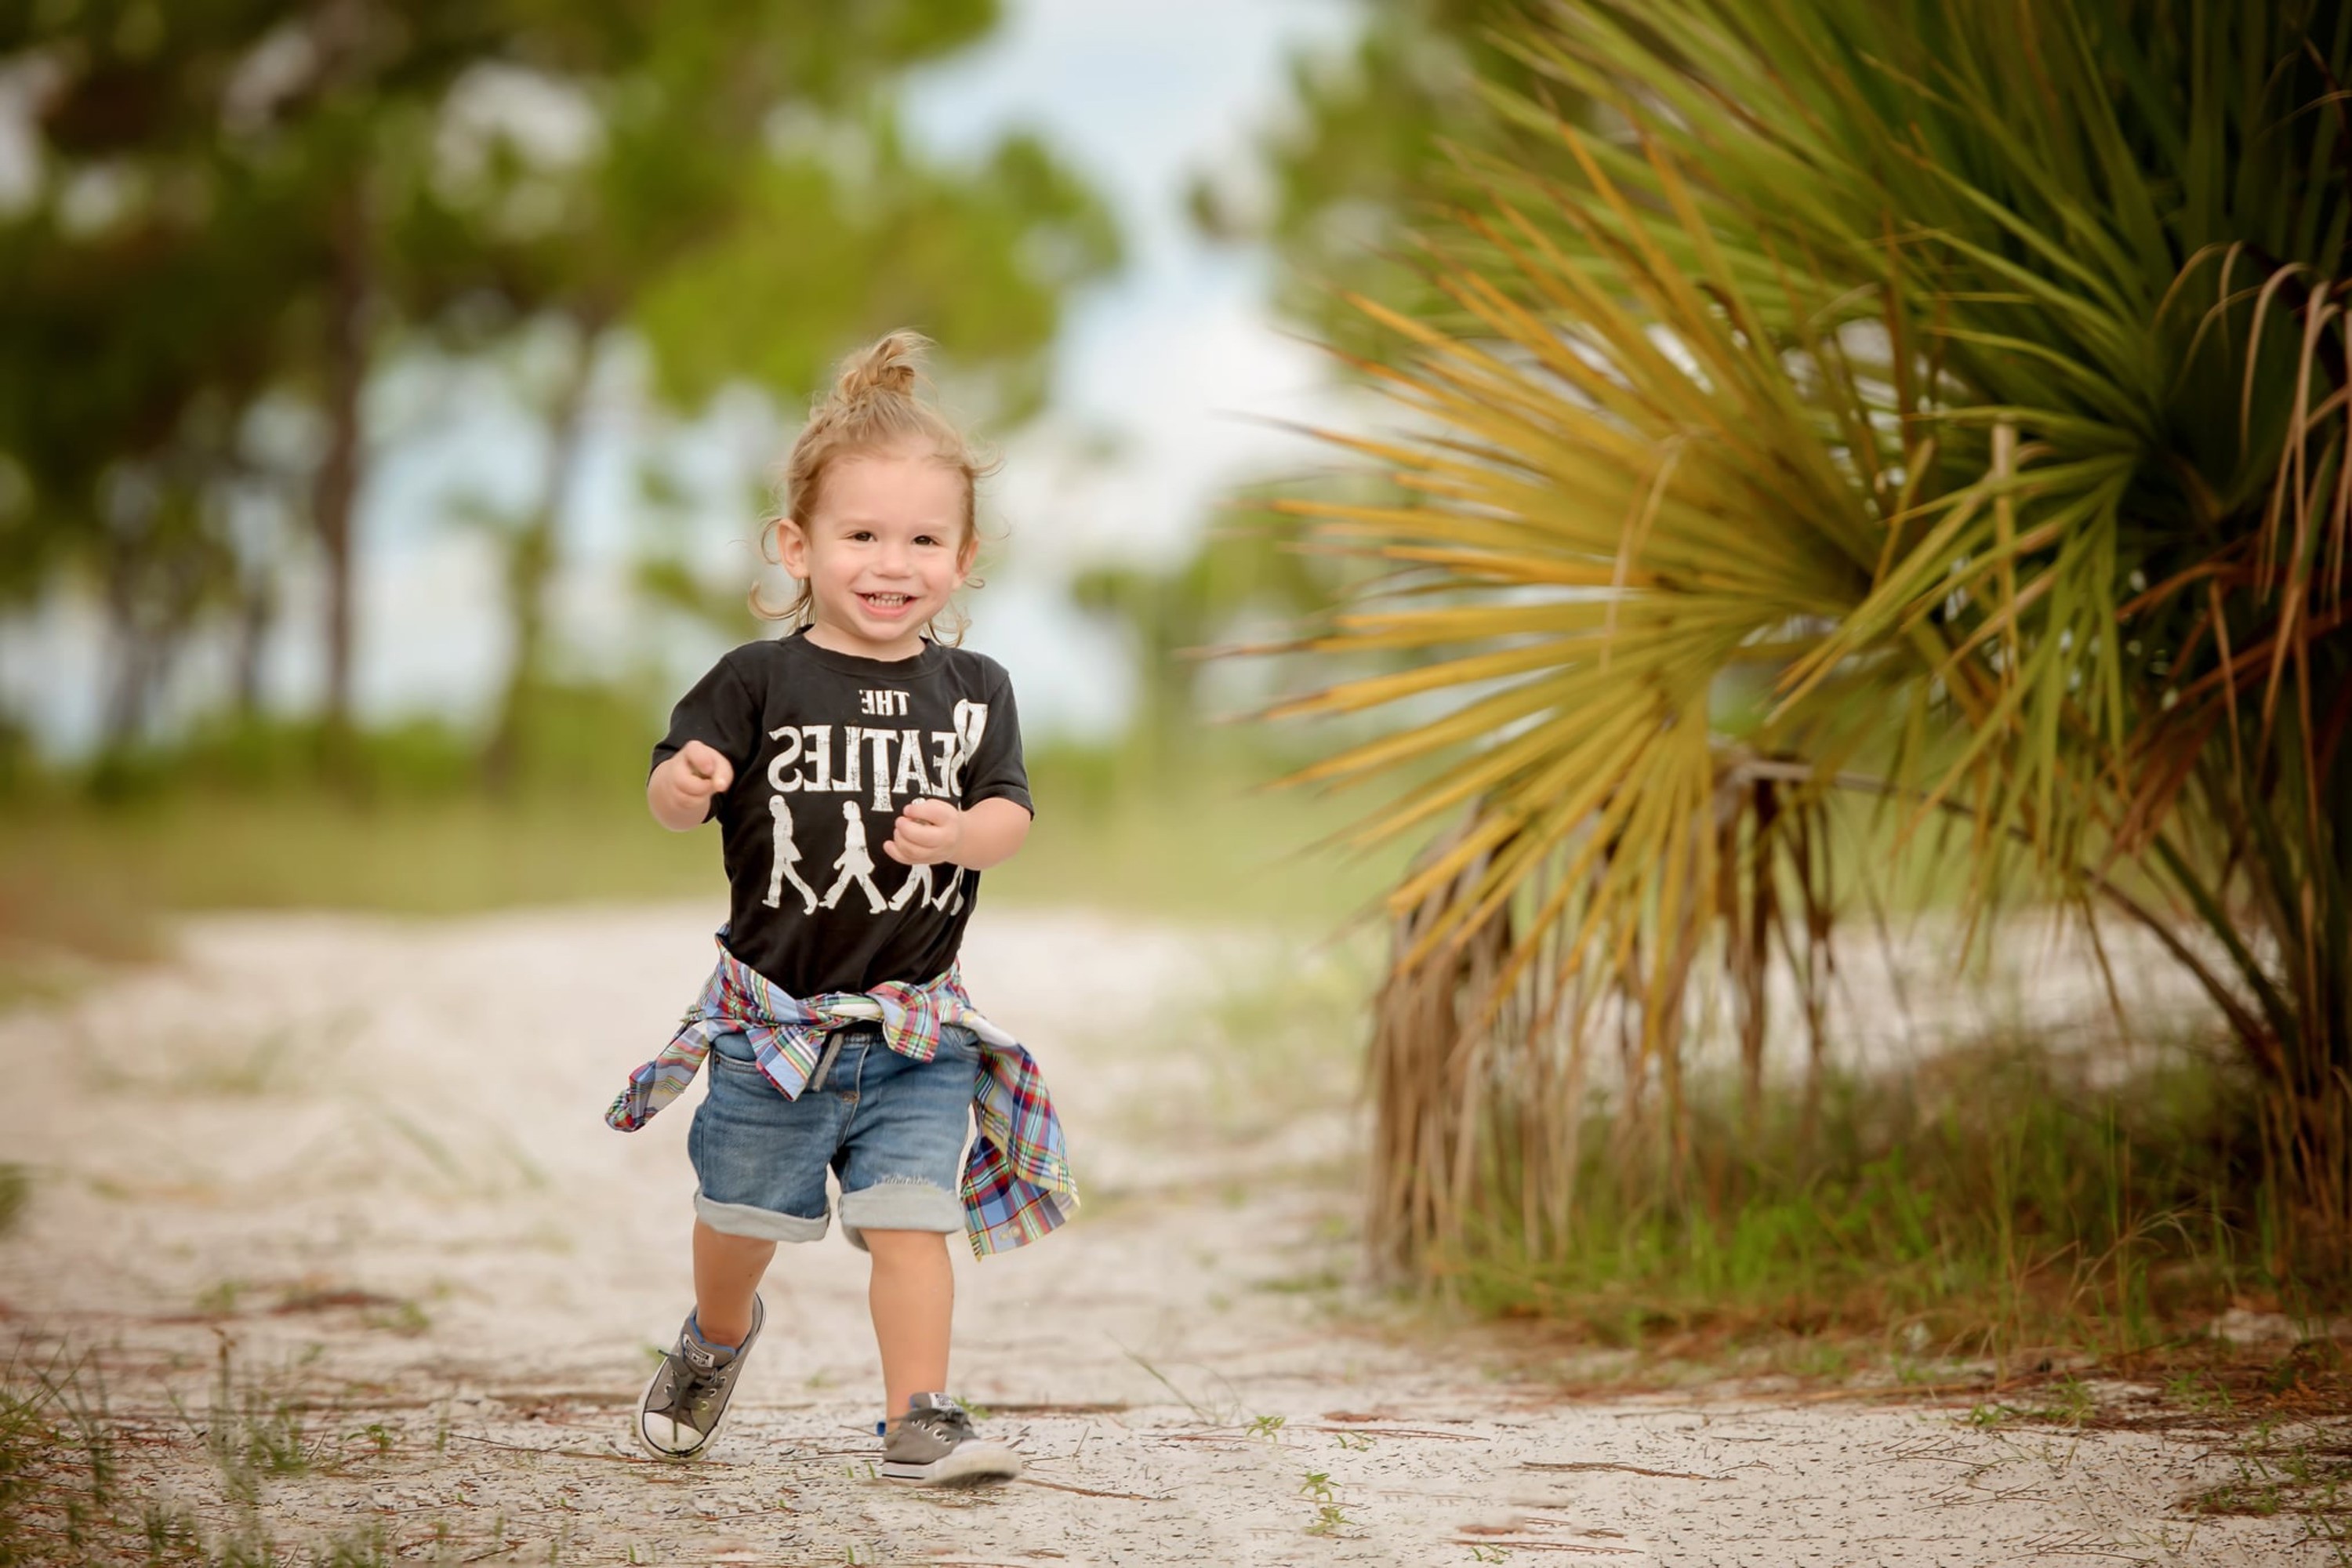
(1270, 0), (2352, 1272)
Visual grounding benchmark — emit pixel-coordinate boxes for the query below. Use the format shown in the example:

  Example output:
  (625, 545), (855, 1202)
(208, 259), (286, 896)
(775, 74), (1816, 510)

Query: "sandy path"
(0, 904), (2329, 1566)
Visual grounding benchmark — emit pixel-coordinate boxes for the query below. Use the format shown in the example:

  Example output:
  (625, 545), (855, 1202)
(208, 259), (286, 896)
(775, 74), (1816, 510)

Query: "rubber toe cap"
(639, 1413), (706, 1456)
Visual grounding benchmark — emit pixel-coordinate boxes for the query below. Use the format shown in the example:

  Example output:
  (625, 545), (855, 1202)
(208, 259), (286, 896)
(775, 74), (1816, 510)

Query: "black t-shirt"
(652, 628), (1031, 996)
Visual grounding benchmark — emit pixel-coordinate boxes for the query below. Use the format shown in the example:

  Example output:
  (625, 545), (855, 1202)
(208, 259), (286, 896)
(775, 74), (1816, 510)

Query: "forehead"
(815, 447), (967, 525)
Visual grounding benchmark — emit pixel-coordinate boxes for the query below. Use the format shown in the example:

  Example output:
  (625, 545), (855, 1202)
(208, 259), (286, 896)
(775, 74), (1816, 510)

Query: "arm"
(884, 796), (1031, 870)
(648, 739), (734, 832)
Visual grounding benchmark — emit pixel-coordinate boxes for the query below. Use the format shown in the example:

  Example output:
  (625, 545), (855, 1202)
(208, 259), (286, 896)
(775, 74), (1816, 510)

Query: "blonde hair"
(754, 331), (996, 644)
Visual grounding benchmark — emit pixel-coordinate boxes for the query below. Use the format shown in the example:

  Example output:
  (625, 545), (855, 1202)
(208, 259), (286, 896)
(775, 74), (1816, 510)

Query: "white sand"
(0, 903), (2330, 1565)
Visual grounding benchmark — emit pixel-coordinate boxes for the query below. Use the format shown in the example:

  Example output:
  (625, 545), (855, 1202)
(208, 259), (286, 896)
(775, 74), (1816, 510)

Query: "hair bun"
(832, 330), (930, 405)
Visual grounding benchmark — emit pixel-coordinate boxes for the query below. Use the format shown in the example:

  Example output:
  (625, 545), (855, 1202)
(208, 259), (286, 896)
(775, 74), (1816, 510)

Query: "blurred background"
(0, 0), (1476, 960)
(7, 0), (2349, 1379)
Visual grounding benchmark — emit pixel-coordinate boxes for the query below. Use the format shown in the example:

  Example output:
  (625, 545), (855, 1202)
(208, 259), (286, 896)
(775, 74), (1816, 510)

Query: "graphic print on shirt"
(654, 635), (1032, 996)
(889, 858), (938, 910)
(820, 799), (888, 913)
(931, 699), (989, 916)
(761, 696), (993, 921)
(764, 793), (819, 913)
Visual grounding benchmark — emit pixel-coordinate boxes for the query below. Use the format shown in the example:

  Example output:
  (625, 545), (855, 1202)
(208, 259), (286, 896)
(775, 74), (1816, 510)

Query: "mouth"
(858, 592), (913, 614)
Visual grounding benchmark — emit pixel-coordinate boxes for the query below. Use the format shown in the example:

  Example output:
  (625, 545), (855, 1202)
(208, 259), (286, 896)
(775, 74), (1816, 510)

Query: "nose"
(875, 540), (913, 577)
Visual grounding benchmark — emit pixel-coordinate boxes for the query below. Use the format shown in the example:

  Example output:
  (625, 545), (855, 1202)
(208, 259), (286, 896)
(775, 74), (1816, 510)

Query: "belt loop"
(807, 1029), (848, 1093)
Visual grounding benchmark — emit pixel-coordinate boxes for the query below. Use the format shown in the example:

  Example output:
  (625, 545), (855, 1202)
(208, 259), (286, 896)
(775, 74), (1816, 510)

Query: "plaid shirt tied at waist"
(605, 936), (1077, 1257)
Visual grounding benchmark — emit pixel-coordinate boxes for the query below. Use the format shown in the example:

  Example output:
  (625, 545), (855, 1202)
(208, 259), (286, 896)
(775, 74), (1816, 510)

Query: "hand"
(884, 797), (965, 866)
(669, 739), (734, 804)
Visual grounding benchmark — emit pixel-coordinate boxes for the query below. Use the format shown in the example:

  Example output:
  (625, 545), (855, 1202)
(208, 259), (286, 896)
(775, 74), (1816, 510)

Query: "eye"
(848, 529), (876, 543)
(914, 534), (942, 547)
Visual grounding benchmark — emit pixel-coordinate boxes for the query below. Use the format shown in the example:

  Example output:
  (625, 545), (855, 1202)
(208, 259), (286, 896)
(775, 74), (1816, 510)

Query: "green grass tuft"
(1441, 1037), (2289, 1370)
(0, 1165), (27, 1240)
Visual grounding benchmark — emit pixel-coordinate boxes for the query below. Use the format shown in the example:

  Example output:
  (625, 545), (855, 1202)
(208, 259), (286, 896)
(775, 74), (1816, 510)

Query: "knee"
(862, 1229), (950, 1267)
(695, 1219), (782, 1265)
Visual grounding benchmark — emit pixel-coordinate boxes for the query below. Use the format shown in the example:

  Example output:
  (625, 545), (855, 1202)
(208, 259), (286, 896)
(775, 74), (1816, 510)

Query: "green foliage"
(633, 125), (1119, 423)
(0, 1379), (44, 1566)
(0, 0), (1119, 760)
(0, 1165), (29, 1241)
(0, 702), (1404, 1005)
(1447, 1040), (2266, 1360)
(1192, 0), (1559, 354)
(1069, 495), (1348, 770)
(1268, 0), (2352, 1285)
(0, 1345), (441, 1565)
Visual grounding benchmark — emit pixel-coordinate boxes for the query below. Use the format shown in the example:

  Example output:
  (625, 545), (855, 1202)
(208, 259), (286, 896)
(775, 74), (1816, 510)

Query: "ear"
(774, 517), (812, 579)
(953, 530), (979, 586)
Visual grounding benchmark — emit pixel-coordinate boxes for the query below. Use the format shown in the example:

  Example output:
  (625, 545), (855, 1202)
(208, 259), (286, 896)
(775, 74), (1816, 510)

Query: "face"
(778, 445), (974, 661)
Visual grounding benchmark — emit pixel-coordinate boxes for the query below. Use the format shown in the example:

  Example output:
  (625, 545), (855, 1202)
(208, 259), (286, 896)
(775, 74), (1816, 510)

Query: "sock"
(685, 1311), (737, 1354)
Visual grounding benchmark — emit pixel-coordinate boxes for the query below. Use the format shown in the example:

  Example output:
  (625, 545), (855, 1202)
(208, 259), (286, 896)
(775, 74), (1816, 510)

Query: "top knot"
(831, 330), (929, 405)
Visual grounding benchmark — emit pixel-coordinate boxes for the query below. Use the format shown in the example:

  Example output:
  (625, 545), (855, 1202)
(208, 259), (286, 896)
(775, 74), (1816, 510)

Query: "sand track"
(0, 905), (2331, 1565)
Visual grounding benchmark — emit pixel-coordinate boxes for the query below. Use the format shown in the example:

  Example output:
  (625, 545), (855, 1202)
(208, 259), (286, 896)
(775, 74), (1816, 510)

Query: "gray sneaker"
(881, 1392), (1022, 1486)
(635, 1298), (763, 1460)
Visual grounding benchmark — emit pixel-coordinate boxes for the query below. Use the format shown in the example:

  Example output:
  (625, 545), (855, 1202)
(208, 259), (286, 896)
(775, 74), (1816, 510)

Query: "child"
(604, 332), (1076, 1485)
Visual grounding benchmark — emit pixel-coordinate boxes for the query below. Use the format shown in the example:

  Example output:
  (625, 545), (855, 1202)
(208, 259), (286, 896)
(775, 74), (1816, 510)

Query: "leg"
(864, 1229), (953, 1415)
(637, 1221), (775, 1460)
(840, 1043), (1020, 1486)
(641, 1033), (837, 1461)
(692, 1220), (775, 1347)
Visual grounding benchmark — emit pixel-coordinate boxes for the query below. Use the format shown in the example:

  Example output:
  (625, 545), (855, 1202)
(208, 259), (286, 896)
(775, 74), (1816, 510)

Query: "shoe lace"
(670, 1341), (727, 1406)
(903, 1402), (974, 1443)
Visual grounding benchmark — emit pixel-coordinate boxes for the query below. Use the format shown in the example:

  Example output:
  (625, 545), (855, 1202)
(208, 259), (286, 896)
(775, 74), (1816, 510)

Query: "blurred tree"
(0, 1), (526, 743)
(1054, 0), (1551, 767)
(0, 5), (313, 745)
(405, 12), (1119, 782)
(1070, 503), (1332, 775)
(1188, 0), (1548, 353)
(0, 1), (1114, 775)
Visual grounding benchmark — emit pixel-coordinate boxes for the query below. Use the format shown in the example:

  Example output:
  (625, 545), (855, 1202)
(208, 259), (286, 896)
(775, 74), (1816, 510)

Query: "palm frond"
(1270, 0), (2352, 1276)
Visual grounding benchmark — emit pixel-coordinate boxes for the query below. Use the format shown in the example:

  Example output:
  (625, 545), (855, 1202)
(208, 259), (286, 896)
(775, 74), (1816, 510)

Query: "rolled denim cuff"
(694, 1192), (829, 1243)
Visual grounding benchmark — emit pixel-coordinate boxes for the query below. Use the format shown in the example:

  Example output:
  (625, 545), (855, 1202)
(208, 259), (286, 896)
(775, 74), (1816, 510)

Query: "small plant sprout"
(2034, 1377), (2096, 1427)
(1300, 1468), (1351, 1534)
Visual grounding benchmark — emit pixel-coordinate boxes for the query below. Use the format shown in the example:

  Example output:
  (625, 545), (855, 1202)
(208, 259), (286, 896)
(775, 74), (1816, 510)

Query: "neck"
(804, 620), (925, 662)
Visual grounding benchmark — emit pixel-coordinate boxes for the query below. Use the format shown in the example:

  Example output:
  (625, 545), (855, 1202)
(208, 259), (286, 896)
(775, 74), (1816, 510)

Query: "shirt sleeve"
(650, 652), (764, 822)
(963, 662), (1033, 817)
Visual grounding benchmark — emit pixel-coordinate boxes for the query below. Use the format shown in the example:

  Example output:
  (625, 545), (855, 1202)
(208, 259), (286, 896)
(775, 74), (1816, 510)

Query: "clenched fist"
(673, 739), (734, 797)
(648, 739), (734, 830)
(884, 797), (966, 866)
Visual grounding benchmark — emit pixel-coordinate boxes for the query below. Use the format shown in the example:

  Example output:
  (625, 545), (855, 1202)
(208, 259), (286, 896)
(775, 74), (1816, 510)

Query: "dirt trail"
(0, 904), (2330, 1565)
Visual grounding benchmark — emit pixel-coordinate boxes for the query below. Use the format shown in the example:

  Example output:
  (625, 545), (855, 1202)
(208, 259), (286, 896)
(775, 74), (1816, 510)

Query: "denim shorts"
(688, 1022), (976, 1247)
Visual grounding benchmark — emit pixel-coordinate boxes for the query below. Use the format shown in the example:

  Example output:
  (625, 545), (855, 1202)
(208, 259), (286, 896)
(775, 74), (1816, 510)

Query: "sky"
(5, 0), (1367, 753)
